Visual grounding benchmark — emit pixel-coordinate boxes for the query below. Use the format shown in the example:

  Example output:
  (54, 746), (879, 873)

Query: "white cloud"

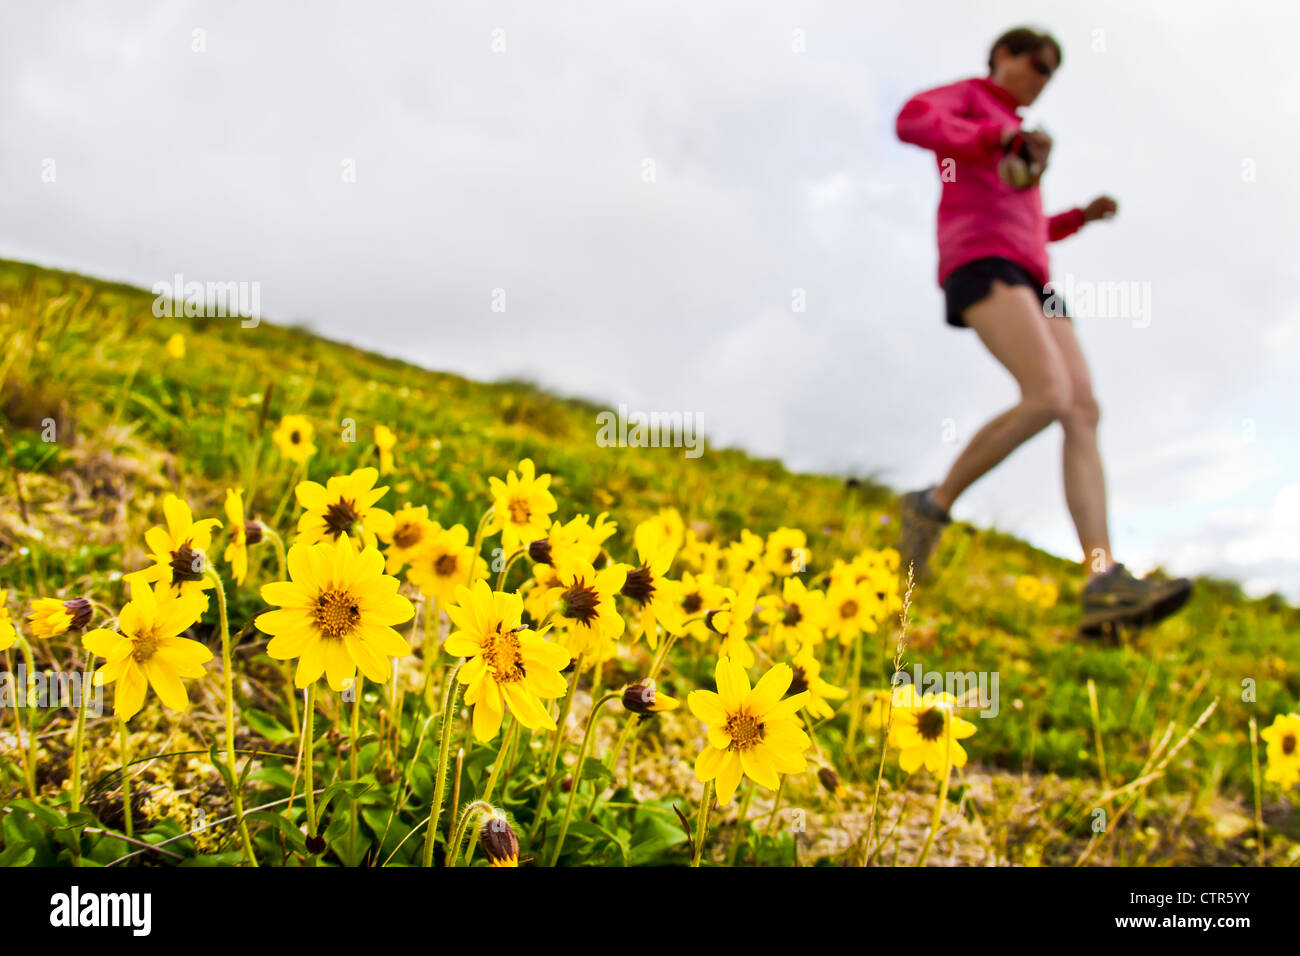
(0, 0), (1296, 600)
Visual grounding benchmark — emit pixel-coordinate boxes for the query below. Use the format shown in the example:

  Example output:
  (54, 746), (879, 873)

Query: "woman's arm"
(1048, 208), (1085, 241)
(1049, 196), (1118, 241)
(895, 82), (1009, 163)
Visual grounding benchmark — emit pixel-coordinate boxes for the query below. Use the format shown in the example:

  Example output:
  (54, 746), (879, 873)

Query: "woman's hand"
(1001, 128), (1053, 186)
(1082, 195), (1118, 222)
(1022, 129), (1053, 170)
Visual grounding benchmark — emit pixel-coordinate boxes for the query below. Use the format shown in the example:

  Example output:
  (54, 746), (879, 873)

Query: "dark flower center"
(839, 599), (859, 619)
(323, 498), (361, 538)
(560, 579), (600, 625)
(682, 591), (703, 615)
(787, 665), (809, 697)
(393, 522), (423, 549)
(434, 552), (460, 577)
(170, 541), (205, 583)
(621, 566), (655, 605)
(916, 707), (947, 741)
(1284, 733), (1297, 756)
(782, 603), (802, 626)
(290, 430), (302, 444)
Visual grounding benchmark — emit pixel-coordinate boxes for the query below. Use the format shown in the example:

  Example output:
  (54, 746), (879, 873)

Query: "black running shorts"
(942, 256), (1071, 328)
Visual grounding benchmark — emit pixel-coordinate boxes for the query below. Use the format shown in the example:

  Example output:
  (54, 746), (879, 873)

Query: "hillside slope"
(1, 257), (1297, 866)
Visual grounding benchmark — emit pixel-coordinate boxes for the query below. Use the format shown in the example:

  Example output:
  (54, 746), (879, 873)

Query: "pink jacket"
(895, 76), (1085, 288)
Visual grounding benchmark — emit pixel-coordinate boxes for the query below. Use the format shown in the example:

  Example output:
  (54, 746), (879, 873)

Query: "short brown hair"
(988, 27), (1062, 74)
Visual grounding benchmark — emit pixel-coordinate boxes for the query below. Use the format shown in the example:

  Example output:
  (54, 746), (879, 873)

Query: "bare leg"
(1046, 319), (1114, 577)
(931, 281), (1072, 511)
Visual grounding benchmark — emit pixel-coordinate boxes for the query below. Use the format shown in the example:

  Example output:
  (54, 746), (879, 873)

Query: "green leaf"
(245, 810), (307, 853)
(7, 799), (65, 829)
(317, 780), (373, 820)
(209, 740), (236, 792)
(0, 843), (35, 867)
(244, 707), (297, 744)
(628, 812), (688, 866)
(245, 765), (296, 790)
(578, 757), (614, 788)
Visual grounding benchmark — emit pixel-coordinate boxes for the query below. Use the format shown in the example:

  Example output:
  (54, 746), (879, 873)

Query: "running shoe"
(1078, 562), (1193, 639)
(898, 485), (952, 584)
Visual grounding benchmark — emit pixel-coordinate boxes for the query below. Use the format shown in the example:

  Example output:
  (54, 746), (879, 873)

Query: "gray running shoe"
(899, 485), (952, 584)
(1079, 562), (1193, 639)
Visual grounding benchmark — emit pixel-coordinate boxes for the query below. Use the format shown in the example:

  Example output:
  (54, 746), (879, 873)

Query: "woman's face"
(993, 43), (1058, 106)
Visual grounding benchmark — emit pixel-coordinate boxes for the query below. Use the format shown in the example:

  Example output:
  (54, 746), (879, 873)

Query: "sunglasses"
(1029, 55), (1055, 78)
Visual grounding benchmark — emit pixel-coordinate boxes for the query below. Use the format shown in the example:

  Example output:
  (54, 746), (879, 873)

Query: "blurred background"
(2, 0), (1296, 598)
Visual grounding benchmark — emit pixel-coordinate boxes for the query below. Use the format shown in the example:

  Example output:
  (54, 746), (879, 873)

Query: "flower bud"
(622, 681), (679, 716)
(818, 766), (846, 800)
(481, 813), (519, 867)
(63, 597), (93, 631)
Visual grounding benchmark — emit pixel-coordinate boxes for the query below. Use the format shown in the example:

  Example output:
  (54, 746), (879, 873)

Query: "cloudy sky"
(3, 0), (1298, 600)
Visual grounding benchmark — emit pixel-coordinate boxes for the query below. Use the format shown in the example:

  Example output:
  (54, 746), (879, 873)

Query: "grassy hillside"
(0, 257), (1296, 867)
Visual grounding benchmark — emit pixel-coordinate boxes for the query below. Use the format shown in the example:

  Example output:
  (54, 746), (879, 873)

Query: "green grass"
(1, 256), (1296, 867)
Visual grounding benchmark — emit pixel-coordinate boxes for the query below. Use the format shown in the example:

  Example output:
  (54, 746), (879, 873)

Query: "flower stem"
(261, 532), (294, 728)
(447, 800), (494, 867)
(530, 652), (584, 841)
(349, 676), (362, 863)
(205, 568), (257, 866)
(765, 777), (785, 835)
(303, 682), (318, 860)
(600, 633), (678, 793)
(118, 717), (133, 837)
(270, 460), (304, 529)
(16, 635), (39, 797)
(465, 507), (494, 586)
(421, 660), (464, 867)
(728, 781), (756, 865)
(263, 526), (288, 582)
(70, 646), (92, 816)
(647, 632), (678, 682)
(691, 780), (714, 867)
(548, 692), (619, 866)
(914, 715), (953, 867)
(421, 596), (438, 689)
(495, 548), (525, 592)
(457, 717), (518, 866)
(448, 746), (464, 847)
(1248, 716), (1264, 867)
(4, 648), (34, 798)
(605, 714), (640, 777)
(844, 632), (865, 755)
(546, 652), (584, 779)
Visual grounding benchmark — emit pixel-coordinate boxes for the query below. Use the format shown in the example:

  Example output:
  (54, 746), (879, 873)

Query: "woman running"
(893, 26), (1191, 637)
